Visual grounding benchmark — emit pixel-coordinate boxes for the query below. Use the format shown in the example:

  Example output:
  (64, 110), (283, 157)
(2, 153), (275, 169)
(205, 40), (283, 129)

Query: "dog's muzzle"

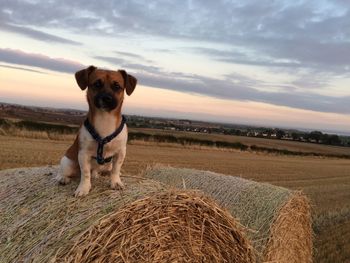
(94, 93), (117, 111)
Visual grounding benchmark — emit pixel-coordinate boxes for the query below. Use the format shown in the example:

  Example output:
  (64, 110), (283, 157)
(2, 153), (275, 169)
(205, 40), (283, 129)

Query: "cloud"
(0, 23), (81, 45)
(94, 55), (350, 114)
(0, 48), (84, 73)
(113, 51), (154, 65)
(94, 56), (126, 66)
(2, 0), (350, 75)
(190, 47), (301, 68)
(95, 55), (161, 74)
(1, 47), (349, 114)
(0, 64), (46, 74)
(137, 70), (350, 114)
(114, 51), (145, 60)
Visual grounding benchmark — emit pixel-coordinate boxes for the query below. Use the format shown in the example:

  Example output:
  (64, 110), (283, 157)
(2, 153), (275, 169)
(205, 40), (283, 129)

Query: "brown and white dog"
(56, 65), (137, 197)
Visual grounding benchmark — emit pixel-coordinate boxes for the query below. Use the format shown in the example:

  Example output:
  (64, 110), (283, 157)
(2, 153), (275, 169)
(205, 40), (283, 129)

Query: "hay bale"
(64, 190), (255, 263)
(145, 166), (312, 263)
(264, 192), (312, 263)
(0, 166), (254, 263)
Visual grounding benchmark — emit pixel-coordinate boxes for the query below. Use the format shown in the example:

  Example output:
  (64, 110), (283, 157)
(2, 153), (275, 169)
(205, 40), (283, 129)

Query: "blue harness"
(83, 115), (126, 165)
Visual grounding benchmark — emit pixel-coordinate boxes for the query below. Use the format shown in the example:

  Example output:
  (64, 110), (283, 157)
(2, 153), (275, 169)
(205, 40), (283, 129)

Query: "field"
(1, 133), (350, 262)
(129, 128), (350, 156)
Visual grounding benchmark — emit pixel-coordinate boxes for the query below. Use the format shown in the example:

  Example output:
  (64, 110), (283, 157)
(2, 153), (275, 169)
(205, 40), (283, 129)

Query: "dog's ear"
(75, 65), (97, 90)
(119, 70), (137, 96)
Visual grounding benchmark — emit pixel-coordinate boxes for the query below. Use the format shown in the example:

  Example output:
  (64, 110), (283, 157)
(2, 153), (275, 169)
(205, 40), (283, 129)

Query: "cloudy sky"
(1, 0), (350, 133)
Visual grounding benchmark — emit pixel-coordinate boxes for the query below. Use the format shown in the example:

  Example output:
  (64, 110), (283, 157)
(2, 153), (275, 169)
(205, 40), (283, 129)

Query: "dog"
(56, 65), (137, 197)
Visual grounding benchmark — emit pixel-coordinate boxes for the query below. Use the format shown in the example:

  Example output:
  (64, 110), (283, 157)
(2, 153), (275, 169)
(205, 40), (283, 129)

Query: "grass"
(315, 220), (350, 262)
(0, 134), (349, 262)
(0, 136), (71, 169)
(129, 131), (249, 151)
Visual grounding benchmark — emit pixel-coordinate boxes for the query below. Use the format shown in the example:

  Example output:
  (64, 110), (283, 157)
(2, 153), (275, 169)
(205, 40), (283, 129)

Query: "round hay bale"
(0, 166), (254, 263)
(145, 166), (312, 263)
(64, 191), (255, 263)
(264, 192), (312, 263)
(0, 166), (164, 262)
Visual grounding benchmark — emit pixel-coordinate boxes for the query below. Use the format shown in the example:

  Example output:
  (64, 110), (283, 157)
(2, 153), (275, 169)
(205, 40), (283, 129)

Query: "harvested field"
(316, 220), (350, 262)
(130, 128), (350, 156)
(0, 135), (349, 262)
(0, 135), (70, 169)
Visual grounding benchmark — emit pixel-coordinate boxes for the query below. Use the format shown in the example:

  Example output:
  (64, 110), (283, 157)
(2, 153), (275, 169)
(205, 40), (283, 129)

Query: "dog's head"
(75, 66), (137, 112)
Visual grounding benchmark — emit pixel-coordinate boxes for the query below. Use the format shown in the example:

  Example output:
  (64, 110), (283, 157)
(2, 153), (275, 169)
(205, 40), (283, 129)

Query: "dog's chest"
(79, 124), (127, 158)
(100, 137), (124, 157)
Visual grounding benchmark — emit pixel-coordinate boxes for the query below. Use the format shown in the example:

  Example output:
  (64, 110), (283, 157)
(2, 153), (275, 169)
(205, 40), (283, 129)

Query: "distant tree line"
(215, 128), (345, 146)
(127, 116), (348, 147)
(290, 131), (342, 146)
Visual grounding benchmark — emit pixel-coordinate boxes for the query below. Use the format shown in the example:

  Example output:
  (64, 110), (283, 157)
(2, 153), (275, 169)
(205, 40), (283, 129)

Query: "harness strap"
(84, 115), (126, 165)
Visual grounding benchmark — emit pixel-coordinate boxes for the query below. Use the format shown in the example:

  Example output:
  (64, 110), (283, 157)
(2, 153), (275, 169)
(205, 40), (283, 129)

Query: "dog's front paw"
(111, 179), (125, 190)
(74, 183), (91, 197)
(55, 174), (71, 185)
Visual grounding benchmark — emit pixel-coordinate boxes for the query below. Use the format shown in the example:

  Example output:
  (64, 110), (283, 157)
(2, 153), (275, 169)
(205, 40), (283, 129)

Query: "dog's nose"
(94, 92), (117, 110)
(102, 95), (112, 103)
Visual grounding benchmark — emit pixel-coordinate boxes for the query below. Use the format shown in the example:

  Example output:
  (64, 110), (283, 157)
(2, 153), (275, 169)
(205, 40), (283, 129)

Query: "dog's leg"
(110, 148), (126, 190)
(56, 156), (77, 184)
(74, 152), (92, 197)
(91, 169), (99, 179)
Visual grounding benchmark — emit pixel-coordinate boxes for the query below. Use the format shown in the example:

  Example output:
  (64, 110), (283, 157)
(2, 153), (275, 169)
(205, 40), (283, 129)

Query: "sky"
(0, 0), (350, 133)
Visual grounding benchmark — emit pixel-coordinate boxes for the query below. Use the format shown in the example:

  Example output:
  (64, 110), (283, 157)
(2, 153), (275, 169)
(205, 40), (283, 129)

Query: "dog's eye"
(93, 79), (103, 89)
(112, 82), (121, 92)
